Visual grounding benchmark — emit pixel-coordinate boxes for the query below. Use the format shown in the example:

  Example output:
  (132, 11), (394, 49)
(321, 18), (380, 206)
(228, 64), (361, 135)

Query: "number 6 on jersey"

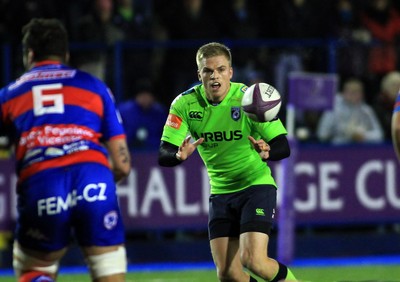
(33, 83), (65, 116)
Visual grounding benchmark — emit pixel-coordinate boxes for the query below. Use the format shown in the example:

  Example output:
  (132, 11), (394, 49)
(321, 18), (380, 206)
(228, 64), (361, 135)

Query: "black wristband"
(158, 141), (183, 167)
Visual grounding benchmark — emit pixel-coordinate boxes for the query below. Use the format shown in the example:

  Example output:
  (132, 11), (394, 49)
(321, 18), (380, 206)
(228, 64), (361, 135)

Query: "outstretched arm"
(158, 136), (204, 167)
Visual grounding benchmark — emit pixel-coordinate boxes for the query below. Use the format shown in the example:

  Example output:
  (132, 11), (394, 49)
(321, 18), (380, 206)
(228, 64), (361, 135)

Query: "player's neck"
(208, 100), (221, 106)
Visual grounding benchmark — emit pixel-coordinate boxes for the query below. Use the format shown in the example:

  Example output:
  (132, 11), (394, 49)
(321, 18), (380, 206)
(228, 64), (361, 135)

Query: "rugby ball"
(241, 82), (282, 122)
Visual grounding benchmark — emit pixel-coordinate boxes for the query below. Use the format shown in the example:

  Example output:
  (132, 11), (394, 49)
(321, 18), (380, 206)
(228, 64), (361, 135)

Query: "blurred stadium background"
(2, 0), (400, 280)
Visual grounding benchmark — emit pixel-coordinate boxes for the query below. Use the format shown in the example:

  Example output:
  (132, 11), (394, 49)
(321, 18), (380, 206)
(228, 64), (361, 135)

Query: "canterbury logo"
(256, 208), (265, 216)
(189, 111), (203, 119)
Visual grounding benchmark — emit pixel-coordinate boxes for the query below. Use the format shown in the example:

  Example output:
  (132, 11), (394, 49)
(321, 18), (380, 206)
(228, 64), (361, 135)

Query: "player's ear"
(23, 49), (34, 70)
(28, 49), (34, 63)
(197, 71), (202, 82)
(64, 52), (70, 64)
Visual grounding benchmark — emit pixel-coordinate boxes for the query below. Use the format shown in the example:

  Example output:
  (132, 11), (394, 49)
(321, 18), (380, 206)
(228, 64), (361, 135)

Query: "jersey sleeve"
(98, 84), (126, 141)
(394, 93), (400, 113)
(160, 94), (189, 146)
(253, 118), (287, 142)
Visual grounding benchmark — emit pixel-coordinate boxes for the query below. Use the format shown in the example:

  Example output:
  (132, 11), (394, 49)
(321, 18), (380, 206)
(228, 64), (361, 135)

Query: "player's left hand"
(248, 136), (270, 160)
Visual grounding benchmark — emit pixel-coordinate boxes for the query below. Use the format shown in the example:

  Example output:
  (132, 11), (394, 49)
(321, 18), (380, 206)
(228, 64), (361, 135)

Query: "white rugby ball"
(241, 82), (282, 122)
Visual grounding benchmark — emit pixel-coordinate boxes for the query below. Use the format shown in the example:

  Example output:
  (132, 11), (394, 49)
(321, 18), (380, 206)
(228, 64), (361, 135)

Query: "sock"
(19, 271), (54, 282)
(286, 267), (297, 280)
(269, 262), (297, 282)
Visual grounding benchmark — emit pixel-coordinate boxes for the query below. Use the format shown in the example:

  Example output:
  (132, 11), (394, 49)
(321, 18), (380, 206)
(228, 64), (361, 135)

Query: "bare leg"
(239, 232), (279, 280)
(13, 241), (67, 280)
(82, 245), (126, 282)
(210, 237), (251, 282)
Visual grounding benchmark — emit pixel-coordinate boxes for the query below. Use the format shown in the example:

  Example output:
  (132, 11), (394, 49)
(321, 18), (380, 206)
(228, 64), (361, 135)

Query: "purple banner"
(286, 144), (400, 225)
(288, 72), (338, 110)
(116, 153), (209, 230)
(0, 144), (400, 231)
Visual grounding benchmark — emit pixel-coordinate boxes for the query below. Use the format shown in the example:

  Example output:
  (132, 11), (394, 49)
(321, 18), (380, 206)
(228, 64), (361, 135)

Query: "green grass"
(2, 265), (400, 282)
(293, 265), (400, 281)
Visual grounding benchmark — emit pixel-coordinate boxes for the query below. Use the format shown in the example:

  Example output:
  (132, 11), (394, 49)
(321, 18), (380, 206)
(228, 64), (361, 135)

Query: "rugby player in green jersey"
(159, 42), (297, 282)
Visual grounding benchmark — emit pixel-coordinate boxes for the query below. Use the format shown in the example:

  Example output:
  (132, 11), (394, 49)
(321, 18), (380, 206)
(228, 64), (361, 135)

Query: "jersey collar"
(32, 60), (62, 67)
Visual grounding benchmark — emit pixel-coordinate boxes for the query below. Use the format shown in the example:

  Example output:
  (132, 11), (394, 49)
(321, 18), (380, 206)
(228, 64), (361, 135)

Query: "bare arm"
(105, 138), (131, 182)
(392, 111), (400, 162)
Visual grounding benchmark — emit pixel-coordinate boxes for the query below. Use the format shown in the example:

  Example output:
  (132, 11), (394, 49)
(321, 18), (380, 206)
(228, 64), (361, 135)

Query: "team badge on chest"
(231, 107), (241, 121)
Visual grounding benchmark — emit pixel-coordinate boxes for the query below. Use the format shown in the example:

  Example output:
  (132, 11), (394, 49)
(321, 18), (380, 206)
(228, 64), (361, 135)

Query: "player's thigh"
(82, 245), (124, 256)
(240, 185), (277, 235)
(15, 168), (75, 251)
(16, 242), (68, 262)
(210, 237), (242, 273)
(240, 231), (270, 259)
(13, 241), (67, 279)
(72, 163), (125, 247)
(209, 193), (241, 239)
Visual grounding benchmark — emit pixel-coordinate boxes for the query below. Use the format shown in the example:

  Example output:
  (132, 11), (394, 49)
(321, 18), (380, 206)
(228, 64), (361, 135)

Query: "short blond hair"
(196, 42), (232, 68)
(381, 71), (400, 99)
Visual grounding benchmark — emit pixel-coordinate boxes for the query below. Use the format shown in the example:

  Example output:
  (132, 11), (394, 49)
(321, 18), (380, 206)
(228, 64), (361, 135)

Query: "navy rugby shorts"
(208, 184), (277, 240)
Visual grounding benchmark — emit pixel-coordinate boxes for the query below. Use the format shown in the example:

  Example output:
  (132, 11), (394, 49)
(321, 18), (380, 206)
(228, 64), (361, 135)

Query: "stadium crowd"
(1, 0), (400, 147)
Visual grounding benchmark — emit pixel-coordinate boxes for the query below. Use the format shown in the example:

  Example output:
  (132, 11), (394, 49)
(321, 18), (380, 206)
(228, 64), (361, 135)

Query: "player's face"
(197, 55), (233, 103)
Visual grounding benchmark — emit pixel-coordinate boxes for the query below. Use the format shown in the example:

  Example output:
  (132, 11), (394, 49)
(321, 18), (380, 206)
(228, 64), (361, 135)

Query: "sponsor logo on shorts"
(104, 210), (118, 230)
(256, 208), (265, 216)
(26, 228), (48, 240)
(37, 183), (107, 216)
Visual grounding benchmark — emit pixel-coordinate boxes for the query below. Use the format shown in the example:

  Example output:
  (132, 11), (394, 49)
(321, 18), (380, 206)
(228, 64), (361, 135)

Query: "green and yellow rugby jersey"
(161, 82), (287, 195)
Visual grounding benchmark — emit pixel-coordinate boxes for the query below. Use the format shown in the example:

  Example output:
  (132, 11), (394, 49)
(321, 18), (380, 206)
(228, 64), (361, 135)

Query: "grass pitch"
(2, 264), (400, 282)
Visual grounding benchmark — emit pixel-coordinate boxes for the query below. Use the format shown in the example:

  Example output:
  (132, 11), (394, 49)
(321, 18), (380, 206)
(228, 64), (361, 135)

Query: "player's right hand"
(176, 135), (204, 161)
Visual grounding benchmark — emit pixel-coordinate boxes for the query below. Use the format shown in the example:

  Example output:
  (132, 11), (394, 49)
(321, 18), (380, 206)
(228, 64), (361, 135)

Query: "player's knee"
(215, 263), (242, 282)
(85, 246), (127, 279)
(13, 243), (59, 279)
(240, 250), (264, 274)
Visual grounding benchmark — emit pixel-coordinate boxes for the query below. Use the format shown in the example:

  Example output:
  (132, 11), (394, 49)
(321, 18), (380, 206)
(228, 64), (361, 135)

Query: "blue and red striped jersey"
(0, 61), (126, 181)
(394, 92), (400, 113)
